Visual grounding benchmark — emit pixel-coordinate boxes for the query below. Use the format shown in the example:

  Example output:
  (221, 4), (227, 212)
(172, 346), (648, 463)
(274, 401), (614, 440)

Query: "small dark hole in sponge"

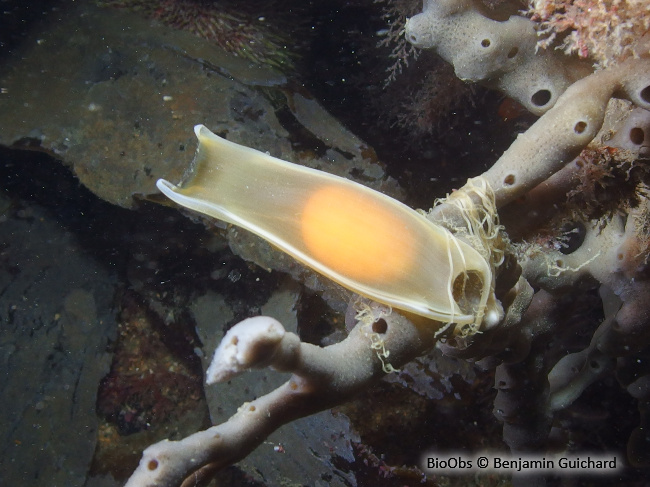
(630, 127), (645, 145)
(372, 318), (388, 334)
(641, 85), (650, 104)
(574, 121), (587, 134)
(531, 89), (551, 107)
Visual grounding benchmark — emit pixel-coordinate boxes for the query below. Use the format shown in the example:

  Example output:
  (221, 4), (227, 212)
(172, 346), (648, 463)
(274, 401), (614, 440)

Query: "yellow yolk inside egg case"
(301, 185), (416, 283)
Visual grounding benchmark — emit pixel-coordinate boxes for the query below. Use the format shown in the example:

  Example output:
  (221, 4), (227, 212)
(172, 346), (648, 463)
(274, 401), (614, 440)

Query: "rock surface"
(0, 2), (400, 209)
(0, 198), (117, 486)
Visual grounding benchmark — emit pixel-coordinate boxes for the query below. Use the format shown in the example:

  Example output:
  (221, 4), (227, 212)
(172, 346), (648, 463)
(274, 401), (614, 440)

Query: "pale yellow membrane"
(157, 125), (490, 324)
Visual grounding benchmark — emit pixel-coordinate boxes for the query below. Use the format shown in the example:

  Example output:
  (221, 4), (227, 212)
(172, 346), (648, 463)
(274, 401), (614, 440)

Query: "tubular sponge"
(405, 0), (591, 115)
